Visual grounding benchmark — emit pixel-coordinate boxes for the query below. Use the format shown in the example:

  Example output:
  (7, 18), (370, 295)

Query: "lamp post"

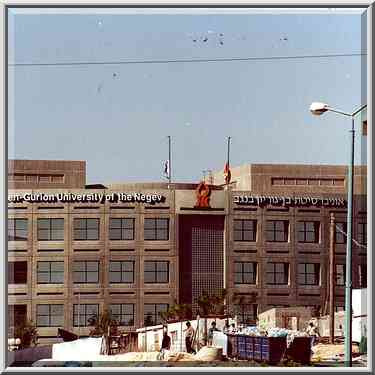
(309, 102), (367, 367)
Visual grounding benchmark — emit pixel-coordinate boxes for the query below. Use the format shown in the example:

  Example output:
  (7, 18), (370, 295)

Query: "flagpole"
(168, 136), (171, 184)
(227, 136), (231, 167)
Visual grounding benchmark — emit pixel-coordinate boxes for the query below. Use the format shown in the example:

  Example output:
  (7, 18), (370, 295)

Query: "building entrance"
(179, 215), (225, 314)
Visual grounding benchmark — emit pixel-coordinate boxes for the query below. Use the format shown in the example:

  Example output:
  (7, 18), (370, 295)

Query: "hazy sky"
(8, 8), (367, 184)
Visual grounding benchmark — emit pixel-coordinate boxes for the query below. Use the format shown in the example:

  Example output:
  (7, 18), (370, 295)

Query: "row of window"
(9, 218), (367, 245)
(27, 303), (258, 328)
(9, 260), (367, 288)
(234, 262), (367, 287)
(234, 220), (367, 244)
(8, 218), (169, 241)
(8, 261), (169, 284)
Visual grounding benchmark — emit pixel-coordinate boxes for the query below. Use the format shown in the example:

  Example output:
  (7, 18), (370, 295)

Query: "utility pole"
(168, 135), (171, 185)
(329, 213), (336, 344)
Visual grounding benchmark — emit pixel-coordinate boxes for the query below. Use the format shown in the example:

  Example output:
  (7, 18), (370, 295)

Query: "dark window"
(8, 261), (27, 284)
(298, 263), (320, 286)
(359, 264), (367, 288)
(233, 219), (257, 241)
(37, 218), (64, 241)
(74, 218), (100, 240)
(266, 263), (289, 285)
(110, 304), (134, 326)
(266, 220), (289, 242)
(336, 264), (345, 286)
(36, 304), (64, 327)
(109, 218), (135, 240)
(144, 303), (169, 326)
(8, 305), (27, 327)
(144, 218), (169, 240)
(234, 262), (257, 284)
(73, 261), (99, 283)
(358, 223), (367, 245)
(8, 219), (28, 241)
(335, 222), (347, 244)
(37, 261), (64, 284)
(297, 221), (320, 243)
(235, 304), (258, 325)
(73, 304), (99, 327)
(144, 261), (169, 283)
(109, 261), (134, 283)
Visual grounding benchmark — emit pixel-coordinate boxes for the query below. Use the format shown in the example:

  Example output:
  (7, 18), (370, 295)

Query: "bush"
(14, 320), (38, 349)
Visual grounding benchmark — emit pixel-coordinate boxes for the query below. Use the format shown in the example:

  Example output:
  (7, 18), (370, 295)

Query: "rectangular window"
(73, 261), (99, 283)
(109, 261), (134, 283)
(110, 304), (134, 326)
(297, 221), (320, 243)
(38, 218), (64, 241)
(359, 264), (367, 288)
(335, 222), (347, 244)
(74, 218), (100, 241)
(144, 261), (169, 283)
(234, 262), (257, 284)
(298, 263), (320, 286)
(336, 264), (345, 286)
(266, 263), (289, 285)
(8, 305), (27, 327)
(8, 261), (27, 284)
(109, 218), (135, 240)
(144, 303), (169, 326)
(8, 219), (28, 241)
(36, 304), (64, 327)
(144, 218), (169, 240)
(37, 261), (64, 284)
(266, 220), (289, 242)
(233, 219), (257, 241)
(358, 223), (367, 245)
(73, 304), (99, 327)
(235, 304), (258, 325)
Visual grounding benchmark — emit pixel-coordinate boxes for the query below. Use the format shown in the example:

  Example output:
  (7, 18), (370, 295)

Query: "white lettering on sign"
(233, 195), (346, 207)
(8, 192), (166, 205)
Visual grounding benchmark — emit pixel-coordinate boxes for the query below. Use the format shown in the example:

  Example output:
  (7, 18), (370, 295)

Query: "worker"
(305, 321), (320, 346)
(158, 326), (171, 360)
(229, 323), (237, 333)
(184, 321), (196, 354)
(208, 321), (220, 346)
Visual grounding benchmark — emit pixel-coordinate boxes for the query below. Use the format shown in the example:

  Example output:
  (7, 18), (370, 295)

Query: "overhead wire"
(8, 52), (366, 67)
(335, 224), (367, 249)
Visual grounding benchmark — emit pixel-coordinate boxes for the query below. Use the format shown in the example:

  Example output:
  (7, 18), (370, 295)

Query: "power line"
(335, 224), (367, 249)
(8, 52), (365, 67)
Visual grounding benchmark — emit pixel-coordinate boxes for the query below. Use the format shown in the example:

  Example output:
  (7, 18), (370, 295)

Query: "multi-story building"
(8, 160), (367, 345)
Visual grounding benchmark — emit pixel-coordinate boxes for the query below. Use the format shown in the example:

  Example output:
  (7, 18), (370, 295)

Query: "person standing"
(185, 322), (195, 354)
(208, 322), (220, 346)
(305, 322), (320, 346)
(158, 327), (171, 360)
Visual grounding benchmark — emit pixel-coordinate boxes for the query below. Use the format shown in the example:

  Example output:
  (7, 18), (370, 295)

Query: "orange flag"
(362, 120), (367, 136)
(224, 162), (231, 185)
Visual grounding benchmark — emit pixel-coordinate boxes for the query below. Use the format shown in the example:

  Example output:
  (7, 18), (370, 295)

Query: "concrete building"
(8, 160), (367, 344)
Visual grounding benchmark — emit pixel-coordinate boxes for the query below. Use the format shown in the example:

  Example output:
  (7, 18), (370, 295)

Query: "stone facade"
(7, 160), (367, 344)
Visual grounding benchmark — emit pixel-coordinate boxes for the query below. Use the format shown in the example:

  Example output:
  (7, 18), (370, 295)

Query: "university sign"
(8, 192), (166, 205)
(233, 195), (347, 208)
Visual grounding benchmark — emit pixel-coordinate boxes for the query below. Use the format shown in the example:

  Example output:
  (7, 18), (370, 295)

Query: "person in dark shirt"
(158, 326), (171, 360)
(161, 331), (171, 350)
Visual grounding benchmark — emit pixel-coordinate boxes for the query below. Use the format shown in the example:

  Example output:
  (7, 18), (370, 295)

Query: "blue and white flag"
(163, 160), (170, 179)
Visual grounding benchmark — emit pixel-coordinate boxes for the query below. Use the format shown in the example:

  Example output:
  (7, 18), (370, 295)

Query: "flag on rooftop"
(224, 162), (231, 185)
(362, 120), (367, 136)
(163, 160), (170, 179)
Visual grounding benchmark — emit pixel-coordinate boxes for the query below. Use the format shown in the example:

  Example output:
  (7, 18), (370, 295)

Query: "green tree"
(88, 309), (118, 337)
(14, 320), (38, 349)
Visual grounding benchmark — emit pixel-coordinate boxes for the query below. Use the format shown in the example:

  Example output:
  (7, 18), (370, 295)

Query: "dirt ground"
(312, 343), (360, 361)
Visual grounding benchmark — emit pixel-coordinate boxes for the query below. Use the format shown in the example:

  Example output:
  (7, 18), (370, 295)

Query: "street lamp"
(309, 102), (367, 367)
